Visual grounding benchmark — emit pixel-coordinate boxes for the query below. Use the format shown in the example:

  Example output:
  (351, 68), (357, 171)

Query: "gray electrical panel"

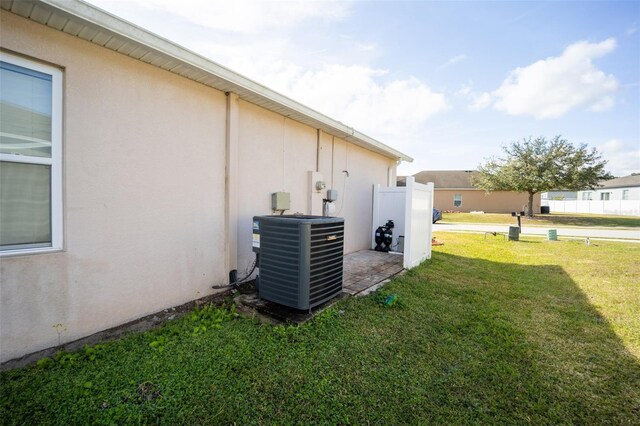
(271, 192), (290, 211)
(253, 215), (344, 310)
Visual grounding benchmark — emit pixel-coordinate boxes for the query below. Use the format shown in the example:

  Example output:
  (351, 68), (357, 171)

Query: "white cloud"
(597, 139), (640, 177)
(125, 0), (352, 33)
(455, 84), (472, 97)
(437, 54), (467, 70)
(627, 25), (638, 36)
(258, 64), (449, 141)
(589, 96), (614, 112)
(470, 92), (493, 110)
(449, 54), (467, 64)
(355, 42), (377, 52)
(473, 38), (619, 119)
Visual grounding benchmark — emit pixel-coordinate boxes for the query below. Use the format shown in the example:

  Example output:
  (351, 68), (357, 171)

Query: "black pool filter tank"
(374, 220), (394, 252)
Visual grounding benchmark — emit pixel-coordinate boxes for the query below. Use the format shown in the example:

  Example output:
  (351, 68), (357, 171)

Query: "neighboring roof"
(411, 170), (479, 189)
(597, 174), (640, 190)
(1, 0), (412, 163)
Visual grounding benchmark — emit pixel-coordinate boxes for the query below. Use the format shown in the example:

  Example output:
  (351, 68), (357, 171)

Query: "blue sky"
(87, 0), (639, 177)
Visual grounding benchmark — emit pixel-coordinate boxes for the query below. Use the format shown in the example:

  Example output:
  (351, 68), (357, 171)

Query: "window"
(581, 191), (593, 201)
(0, 52), (62, 254)
(453, 194), (462, 207)
(600, 192), (610, 201)
(622, 190), (629, 200)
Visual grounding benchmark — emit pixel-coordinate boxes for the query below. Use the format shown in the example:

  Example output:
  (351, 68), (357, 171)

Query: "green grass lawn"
(2, 234), (639, 424)
(441, 212), (640, 228)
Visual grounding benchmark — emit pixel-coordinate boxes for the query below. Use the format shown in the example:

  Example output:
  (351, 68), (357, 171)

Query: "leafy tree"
(473, 136), (613, 216)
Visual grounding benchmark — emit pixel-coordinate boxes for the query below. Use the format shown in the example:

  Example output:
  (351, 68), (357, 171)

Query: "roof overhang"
(1, 0), (413, 163)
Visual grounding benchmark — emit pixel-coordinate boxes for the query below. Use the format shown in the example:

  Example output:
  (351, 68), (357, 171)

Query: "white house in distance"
(578, 174), (640, 202)
(546, 174), (640, 216)
(541, 191), (577, 201)
(0, 1), (413, 363)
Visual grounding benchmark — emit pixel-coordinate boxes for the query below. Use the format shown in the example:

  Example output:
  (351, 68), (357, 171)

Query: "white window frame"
(453, 193), (462, 207)
(0, 52), (63, 256)
(600, 192), (610, 201)
(622, 189), (629, 201)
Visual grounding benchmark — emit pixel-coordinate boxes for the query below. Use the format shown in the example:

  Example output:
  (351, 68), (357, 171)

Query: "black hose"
(211, 256), (258, 289)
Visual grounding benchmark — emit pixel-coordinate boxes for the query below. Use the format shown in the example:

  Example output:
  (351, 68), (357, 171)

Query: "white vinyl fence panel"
(547, 200), (640, 216)
(403, 178), (434, 269)
(372, 178), (434, 270)
(371, 186), (406, 251)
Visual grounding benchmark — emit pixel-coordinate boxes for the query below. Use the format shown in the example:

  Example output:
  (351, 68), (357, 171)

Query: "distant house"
(399, 170), (540, 214)
(541, 190), (577, 201)
(578, 174), (640, 201)
(546, 174), (640, 216)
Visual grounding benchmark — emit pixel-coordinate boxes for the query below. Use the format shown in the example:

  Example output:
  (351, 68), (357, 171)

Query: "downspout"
(316, 129), (320, 173)
(282, 117), (286, 191)
(331, 136), (335, 188)
(224, 92), (239, 284)
(213, 93), (257, 290)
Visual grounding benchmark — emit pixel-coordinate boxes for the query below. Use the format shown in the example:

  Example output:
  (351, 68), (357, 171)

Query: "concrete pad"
(342, 250), (404, 295)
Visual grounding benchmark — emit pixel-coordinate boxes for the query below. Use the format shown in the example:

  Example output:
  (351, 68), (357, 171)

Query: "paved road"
(434, 223), (640, 241)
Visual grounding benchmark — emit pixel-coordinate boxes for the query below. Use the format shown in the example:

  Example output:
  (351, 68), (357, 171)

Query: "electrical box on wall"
(272, 192), (291, 211)
(308, 171), (324, 215)
(326, 189), (338, 202)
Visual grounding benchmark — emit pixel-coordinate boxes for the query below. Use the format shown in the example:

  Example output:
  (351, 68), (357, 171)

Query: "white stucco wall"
(1, 10), (400, 363)
(235, 101), (396, 274)
(0, 12), (228, 362)
(326, 138), (394, 253)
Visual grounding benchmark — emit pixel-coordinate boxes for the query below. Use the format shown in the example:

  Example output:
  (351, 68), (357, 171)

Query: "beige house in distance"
(0, 1), (412, 364)
(399, 170), (540, 213)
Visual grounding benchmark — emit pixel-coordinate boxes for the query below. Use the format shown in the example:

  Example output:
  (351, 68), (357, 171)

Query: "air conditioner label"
(252, 233), (260, 248)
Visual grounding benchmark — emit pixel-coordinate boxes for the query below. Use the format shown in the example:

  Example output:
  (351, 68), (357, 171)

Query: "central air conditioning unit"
(252, 215), (344, 311)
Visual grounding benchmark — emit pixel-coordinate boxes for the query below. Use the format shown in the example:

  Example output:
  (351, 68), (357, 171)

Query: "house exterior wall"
(541, 191), (578, 200)
(0, 11), (229, 362)
(434, 189), (541, 213)
(235, 101), (396, 272)
(577, 187), (640, 201)
(330, 138), (395, 253)
(1, 10), (399, 363)
(235, 101), (317, 274)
